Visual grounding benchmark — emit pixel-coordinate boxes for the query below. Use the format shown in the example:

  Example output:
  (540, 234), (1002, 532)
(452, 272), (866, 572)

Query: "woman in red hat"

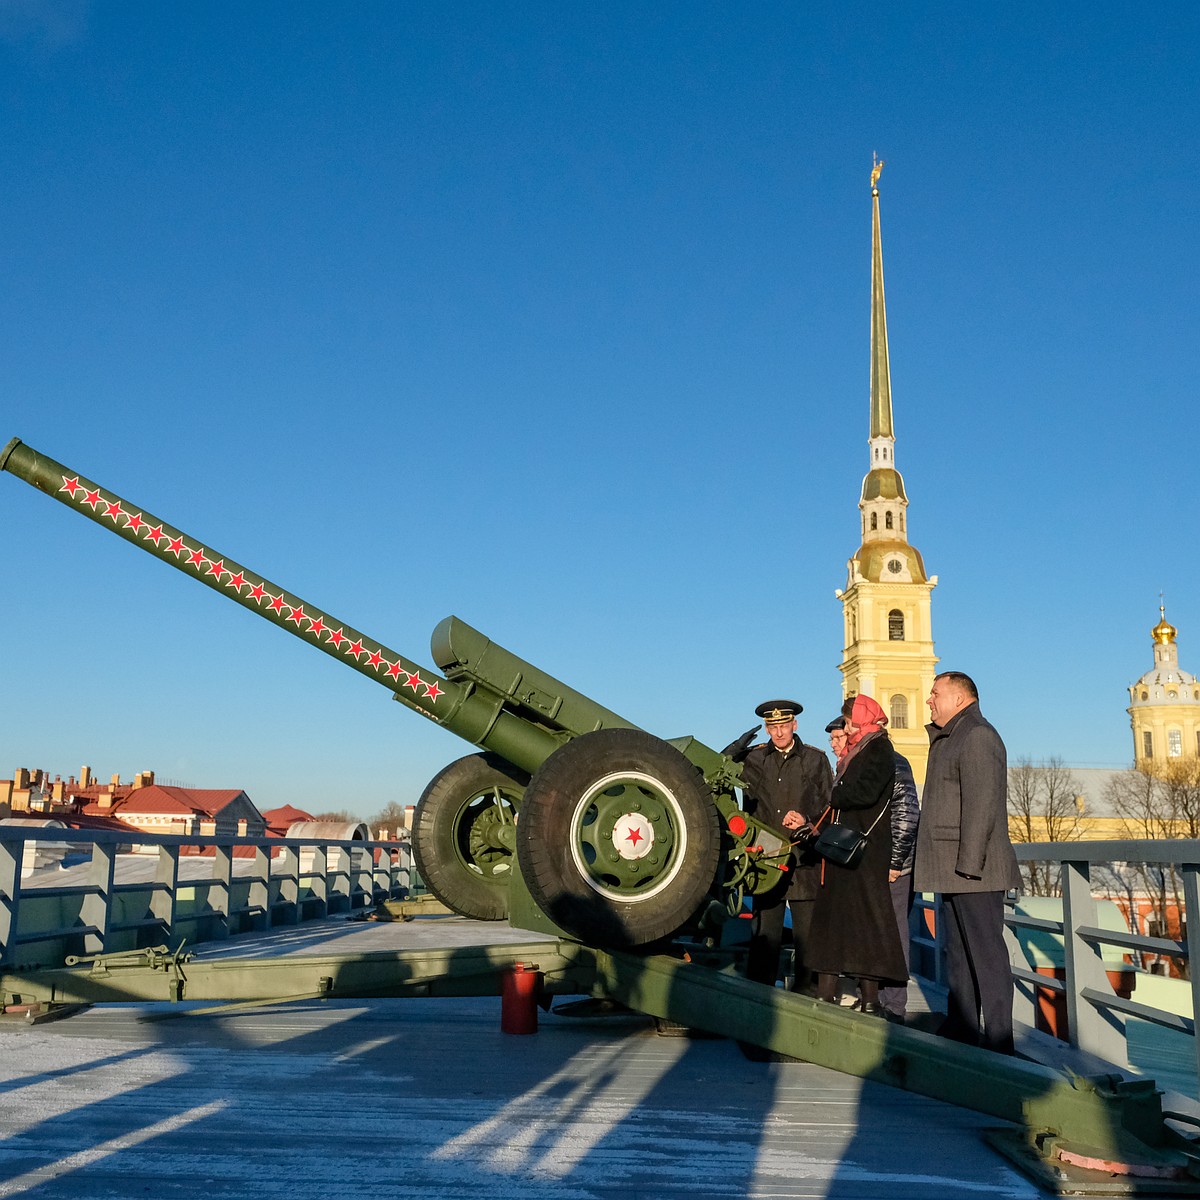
(805, 694), (907, 1014)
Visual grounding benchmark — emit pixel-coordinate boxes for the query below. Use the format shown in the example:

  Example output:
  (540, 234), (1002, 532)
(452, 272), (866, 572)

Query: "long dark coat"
(806, 732), (907, 982)
(741, 739), (832, 901)
(913, 703), (1021, 894)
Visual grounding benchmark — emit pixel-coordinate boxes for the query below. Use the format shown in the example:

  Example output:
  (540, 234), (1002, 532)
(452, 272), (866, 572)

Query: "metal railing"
(911, 838), (1200, 1089)
(0, 824), (415, 970)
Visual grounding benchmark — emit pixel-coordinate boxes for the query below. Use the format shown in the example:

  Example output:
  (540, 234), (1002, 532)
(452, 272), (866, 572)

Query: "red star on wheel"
(327, 628), (347, 649)
(267, 594), (286, 614)
(166, 536), (185, 557)
(187, 547), (206, 567)
(423, 679), (443, 701)
(307, 615), (326, 638)
(346, 638), (365, 659)
(125, 512), (145, 535)
(60, 476), (82, 497)
(205, 558), (226, 581)
(285, 605), (307, 626)
(104, 500), (123, 521)
(404, 671), (423, 692)
(625, 827), (644, 846)
(144, 525), (166, 546)
(366, 648), (383, 669)
(82, 488), (102, 510)
(248, 582), (265, 603)
(385, 661), (402, 680)
(226, 570), (246, 592)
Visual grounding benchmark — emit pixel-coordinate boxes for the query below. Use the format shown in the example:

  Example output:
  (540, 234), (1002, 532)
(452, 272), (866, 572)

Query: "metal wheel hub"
(569, 771), (685, 903)
(611, 812), (655, 860)
(460, 790), (516, 876)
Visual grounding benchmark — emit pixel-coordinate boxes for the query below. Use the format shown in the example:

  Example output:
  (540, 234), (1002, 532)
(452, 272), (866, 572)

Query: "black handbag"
(811, 803), (889, 869)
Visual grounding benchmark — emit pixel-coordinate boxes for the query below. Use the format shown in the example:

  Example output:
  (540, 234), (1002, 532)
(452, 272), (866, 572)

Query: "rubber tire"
(411, 752), (528, 921)
(516, 729), (720, 948)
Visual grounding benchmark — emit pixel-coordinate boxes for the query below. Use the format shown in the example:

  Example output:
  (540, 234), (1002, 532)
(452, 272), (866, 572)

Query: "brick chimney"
(80, 766), (92, 788)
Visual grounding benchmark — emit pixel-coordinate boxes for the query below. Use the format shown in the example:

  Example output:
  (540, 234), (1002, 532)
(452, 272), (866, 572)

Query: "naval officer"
(725, 699), (832, 992)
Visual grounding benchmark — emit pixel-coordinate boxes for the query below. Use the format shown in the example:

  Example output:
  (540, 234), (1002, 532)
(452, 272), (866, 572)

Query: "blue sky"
(2, 3), (1195, 816)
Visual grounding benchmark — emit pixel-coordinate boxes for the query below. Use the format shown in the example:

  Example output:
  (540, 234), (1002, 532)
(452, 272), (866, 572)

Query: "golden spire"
(869, 156), (893, 440)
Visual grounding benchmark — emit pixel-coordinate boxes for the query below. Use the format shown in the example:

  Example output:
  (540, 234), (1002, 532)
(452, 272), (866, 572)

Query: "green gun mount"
(1, 437), (792, 948)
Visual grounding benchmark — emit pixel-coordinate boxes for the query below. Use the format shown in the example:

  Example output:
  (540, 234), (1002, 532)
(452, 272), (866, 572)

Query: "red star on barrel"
(144, 525), (166, 546)
(367, 649), (383, 669)
(60, 476), (82, 497)
(82, 488), (102, 510)
(404, 671), (423, 692)
(307, 615), (326, 638)
(104, 500), (123, 520)
(423, 679), (443, 700)
(187, 547), (206, 567)
(346, 638), (365, 659)
(226, 570), (245, 592)
(248, 582), (265, 603)
(286, 605), (307, 626)
(205, 559), (226, 580)
(267, 594), (286, 614)
(385, 661), (402, 680)
(327, 628), (347, 648)
(166, 537), (185, 557)
(125, 512), (145, 534)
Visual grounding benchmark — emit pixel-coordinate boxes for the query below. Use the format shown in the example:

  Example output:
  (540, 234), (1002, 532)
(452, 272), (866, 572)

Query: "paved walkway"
(0, 913), (1043, 1200)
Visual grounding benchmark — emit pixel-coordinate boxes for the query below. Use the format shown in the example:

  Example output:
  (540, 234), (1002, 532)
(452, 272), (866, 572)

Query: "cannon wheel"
(516, 729), (719, 948)
(411, 752), (528, 921)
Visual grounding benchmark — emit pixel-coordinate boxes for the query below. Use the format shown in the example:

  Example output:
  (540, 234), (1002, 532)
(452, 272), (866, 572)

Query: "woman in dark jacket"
(805, 694), (907, 1014)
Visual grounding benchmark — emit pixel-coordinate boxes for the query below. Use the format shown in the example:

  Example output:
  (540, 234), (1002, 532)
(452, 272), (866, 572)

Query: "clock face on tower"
(887, 558), (903, 574)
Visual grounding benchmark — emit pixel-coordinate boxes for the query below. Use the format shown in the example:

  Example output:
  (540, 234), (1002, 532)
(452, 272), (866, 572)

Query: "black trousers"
(940, 890), (1014, 1055)
(746, 896), (814, 990)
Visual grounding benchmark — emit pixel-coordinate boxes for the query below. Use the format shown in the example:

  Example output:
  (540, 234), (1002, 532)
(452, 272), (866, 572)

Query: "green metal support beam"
(0, 941), (589, 1007)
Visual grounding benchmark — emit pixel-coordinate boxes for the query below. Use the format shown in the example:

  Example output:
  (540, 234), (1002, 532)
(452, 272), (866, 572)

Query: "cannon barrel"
(0, 437), (639, 776)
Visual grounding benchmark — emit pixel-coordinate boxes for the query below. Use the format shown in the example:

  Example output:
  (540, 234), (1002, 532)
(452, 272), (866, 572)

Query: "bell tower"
(836, 158), (939, 785)
(1127, 603), (1200, 772)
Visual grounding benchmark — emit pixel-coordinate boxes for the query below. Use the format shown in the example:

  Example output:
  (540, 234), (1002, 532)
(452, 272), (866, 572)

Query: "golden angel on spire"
(871, 153), (884, 189)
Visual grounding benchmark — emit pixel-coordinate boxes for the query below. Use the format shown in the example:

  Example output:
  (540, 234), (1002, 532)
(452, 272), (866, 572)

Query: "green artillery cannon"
(1, 437), (791, 949)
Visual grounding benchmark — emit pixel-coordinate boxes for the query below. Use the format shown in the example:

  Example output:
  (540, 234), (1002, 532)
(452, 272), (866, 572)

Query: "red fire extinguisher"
(501, 962), (543, 1035)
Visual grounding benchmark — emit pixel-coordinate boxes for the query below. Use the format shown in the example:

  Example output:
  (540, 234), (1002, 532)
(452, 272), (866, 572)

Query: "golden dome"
(1152, 618), (1177, 645)
(1152, 604), (1177, 646)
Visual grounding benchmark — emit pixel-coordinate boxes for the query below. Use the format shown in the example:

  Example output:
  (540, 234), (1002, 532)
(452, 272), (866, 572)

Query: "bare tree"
(312, 809), (358, 823)
(369, 799), (411, 838)
(1104, 767), (1194, 979)
(1007, 756), (1084, 895)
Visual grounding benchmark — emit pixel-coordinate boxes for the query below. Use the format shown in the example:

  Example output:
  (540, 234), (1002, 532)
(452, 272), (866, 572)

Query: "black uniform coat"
(913, 702), (1021, 894)
(806, 732), (907, 982)
(740, 739), (832, 901)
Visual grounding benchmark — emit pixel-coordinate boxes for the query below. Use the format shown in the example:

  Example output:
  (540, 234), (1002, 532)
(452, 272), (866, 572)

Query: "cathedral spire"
(870, 155), (894, 442)
(855, 157), (924, 580)
(837, 156), (938, 787)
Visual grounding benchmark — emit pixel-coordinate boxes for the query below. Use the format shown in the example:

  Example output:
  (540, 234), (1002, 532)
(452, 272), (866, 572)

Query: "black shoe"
(860, 1001), (885, 1017)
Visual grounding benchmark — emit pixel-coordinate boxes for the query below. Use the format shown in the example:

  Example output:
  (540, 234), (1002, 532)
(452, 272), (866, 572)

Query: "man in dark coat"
(914, 671), (1021, 1054)
(725, 699), (832, 992)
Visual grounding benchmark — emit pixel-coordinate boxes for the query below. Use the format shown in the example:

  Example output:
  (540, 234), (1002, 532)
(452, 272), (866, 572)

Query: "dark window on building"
(885, 511), (893, 530)
(870, 513), (877, 531)
(890, 694), (908, 729)
(1142, 730), (1153, 759)
(888, 609), (905, 640)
